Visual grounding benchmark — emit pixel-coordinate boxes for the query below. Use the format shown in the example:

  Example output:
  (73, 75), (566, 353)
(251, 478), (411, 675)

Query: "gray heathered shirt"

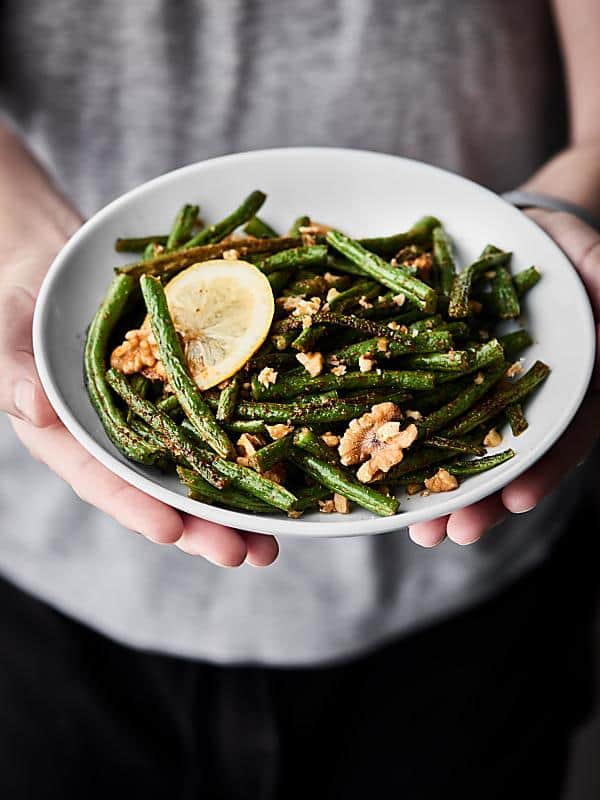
(0, 0), (595, 665)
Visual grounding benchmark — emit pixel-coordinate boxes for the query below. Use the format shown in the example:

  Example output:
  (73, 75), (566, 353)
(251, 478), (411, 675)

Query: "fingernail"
(14, 380), (36, 422)
(514, 504), (536, 514)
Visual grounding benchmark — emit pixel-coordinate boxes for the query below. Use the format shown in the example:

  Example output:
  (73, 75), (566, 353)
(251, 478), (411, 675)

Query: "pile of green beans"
(84, 191), (550, 519)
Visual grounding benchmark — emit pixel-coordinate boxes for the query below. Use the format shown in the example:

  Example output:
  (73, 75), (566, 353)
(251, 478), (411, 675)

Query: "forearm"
(521, 141), (600, 219)
(0, 121), (80, 292)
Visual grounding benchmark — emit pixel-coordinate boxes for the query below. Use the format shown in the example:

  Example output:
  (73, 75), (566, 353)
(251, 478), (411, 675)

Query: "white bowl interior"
(33, 148), (596, 537)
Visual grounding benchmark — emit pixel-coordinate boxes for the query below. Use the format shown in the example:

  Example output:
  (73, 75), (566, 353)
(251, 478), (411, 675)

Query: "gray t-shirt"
(0, 0), (593, 665)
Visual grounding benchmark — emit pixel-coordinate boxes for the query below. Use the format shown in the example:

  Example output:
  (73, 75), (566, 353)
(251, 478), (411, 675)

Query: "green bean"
(448, 251), (512, 318)
(267, 270), (293, 295)
(327, 231), (437, 312)
(287, 216), (311, 237)
(216, 376), (241, 423)
(445, 361), (550, 437)
(490, 267), (520, 319)
(498, 330), (533, 360)
(177, 467), (276, 513)
(140, 275), (235, 459)
(126, 374), (152, 423)
(398, 449), (516, 484)
(248, 350), (298, 373)
(437, 338), (504, 383)
(290, 448), (399, 516)
(418, 363), (506, 436)
(377, 446), (458, 482)
(432, 225), (457, 296)
(183, 191), (266, 248)
(291, 324), (326, 352)
(255, 245), (328, 275)
(425, 435), (486, 456)
(244, 216), (278, 238)
(293, 427), (341, 465)
(166, 204), (200, 251)
(211, 457), (297, 511)
(506, 402), (529, 436)
(118, 236), (302, 281)
(156, 394), (182, 417)
(106, 369), (227, 487)
(359, 216), (440, 259)
(234, 398), (384, 425)
(253, 434), (293, 472)
(290, 484), (333, 512)
(399, 350), (472, 372)
(513, 266), (541, 298)
(327, 280), (379, 312)
(314, 310), (432, 341)
(181, 418), (267, 440)
(331, 331), (453, 366)
(83, 276), (159, 464)
(115, 235), (169, 253)
(252, 369), (434, 401)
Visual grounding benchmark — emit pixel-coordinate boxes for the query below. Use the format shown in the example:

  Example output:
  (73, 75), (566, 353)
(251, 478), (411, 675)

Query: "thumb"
(0, 284), (57, 426)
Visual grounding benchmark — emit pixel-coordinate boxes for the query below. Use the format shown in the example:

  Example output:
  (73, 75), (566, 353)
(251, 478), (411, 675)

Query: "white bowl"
(32, 148), (596, 537)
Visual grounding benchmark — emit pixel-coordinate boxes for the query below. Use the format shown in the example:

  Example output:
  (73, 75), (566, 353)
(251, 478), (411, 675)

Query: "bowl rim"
(32, 146), (596, 538)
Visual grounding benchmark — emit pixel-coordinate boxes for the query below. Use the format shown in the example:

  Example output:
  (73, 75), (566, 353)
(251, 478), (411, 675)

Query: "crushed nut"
(484, 270), (497, 279)
(236, 433), (264, 460)
(301, 314), (313, 330)
(326, 287), (341, 303)
(392, 293), (406, 307)
(323, 272), (340, 285)
(358, 354), (376, 373)
(387, 321), (400, 331)
(266, 423), (294, 440)
(377, 338), (389, 352)
(473, 372), (485, 385)
(505, 361), (523, 378)
(321, 432), (340, 447)
(222, 248), (240, 261)
(338, 403), (418, 483)
(333, 493), (351, 514)
(278, 295), (321, 317)
(424, 468), (459, 493)
(483, 427), (503, 447)
(296, 351), (324, 377)
(287, 510), (303, 519)
(110, 328), (168, 382)
(406, 483), (423, 496)
(263, 463), (287, 484)
(358, 295), (373, 309)
(236, 456), (252, 468)
(319, 499), (335, 513)
(405, 409), (423, 421)
(257, 367), (278, 388)
(331, 364), (347, 377)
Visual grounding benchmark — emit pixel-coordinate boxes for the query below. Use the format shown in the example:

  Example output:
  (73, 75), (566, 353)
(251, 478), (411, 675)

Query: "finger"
(446, 492), (507, 545)
(244, 532), (279, 566)
(176, 515), (248, 566)
(11, 417), (183, 544)
(0, 285), (57, 426)
(503, 394), (600, 513)
(409, 516), (448, 548)
(526, 209), (600, 308)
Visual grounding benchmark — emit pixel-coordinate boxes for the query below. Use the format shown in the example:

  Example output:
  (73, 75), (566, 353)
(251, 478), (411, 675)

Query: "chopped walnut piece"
(236, 456), (252, 468)
(296, 351), (324, 377)
(339, 403), (418, 483)
(326, 287), (341, 303)
(392, 293), (406, 307)
(257, 367), (278, 388)
(505, 361), (523, 378)
(278, 295), (321, 317)
(411, 252), (433, 274)
(266, 423), (294, 440)
(236, 433), (264, 460)
(387, 320), (400, 331)
(333, 493), (351, 514)
(424, 468), (459, 493)
(377, 338), (389, 352)
(405, 409), (423, 421)
(110, 328), (168, 382)
(358, 354), (376, 373)
(222, 248), (240, 261)
(287, 510), (303, 519)
(323, 272), (340, 285)
(484, 270), (497, 279)
(358, 295), (373, 309)
(483, 427), (503, 447)
(301, 314), (313, 330)
(321, 432), (340, 448)
(331, 364), (347, 377)
(473, 372), (485, 385)
(319, 499), (335, 513)
(406, 483), (423, 496)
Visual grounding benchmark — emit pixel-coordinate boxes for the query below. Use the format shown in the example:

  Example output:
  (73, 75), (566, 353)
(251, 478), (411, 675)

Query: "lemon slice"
(160, 259), (274, 390)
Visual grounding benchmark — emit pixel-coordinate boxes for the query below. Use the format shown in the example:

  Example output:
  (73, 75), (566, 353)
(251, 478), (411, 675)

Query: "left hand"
(409, 209), (600, 547)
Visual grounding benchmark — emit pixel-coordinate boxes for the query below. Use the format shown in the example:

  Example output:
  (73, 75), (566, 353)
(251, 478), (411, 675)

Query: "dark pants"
(0, 527), (597, 800)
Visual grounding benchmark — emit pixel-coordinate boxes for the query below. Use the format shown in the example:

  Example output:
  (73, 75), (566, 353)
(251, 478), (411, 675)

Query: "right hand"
(0, 128), (278, 566)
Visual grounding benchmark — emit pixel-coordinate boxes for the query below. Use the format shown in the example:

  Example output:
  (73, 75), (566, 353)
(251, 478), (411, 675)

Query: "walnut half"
(338, 402), (418, 483)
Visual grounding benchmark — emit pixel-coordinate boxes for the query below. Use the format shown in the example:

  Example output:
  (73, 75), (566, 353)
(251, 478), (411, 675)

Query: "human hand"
(409, 209), (600, 547)
(0, 127), (278, 566)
